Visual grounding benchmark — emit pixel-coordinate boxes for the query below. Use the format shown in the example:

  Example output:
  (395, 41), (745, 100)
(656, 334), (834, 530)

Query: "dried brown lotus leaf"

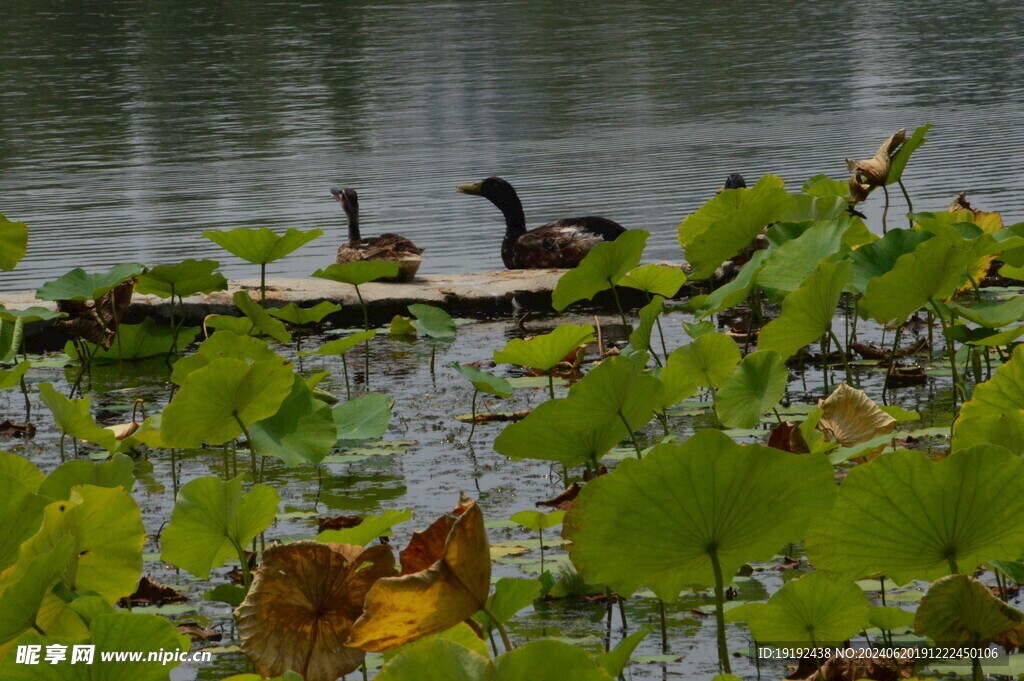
(234, 540), (397, 681)
(817, 383), (897, 447)
(346, 497), (491, 652)
(399, 493), (472, 575)
(845, 129), (906, 187)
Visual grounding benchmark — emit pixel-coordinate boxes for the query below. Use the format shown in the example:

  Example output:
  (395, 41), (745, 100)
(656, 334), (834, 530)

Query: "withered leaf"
(817, 383), (897, 447)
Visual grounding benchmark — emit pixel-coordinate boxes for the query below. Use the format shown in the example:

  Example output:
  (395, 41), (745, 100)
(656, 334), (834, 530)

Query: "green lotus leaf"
(37, 453), (135, 501)
(161, 475), (279, 580)
(300, 330), (377, 357)
(0, 315), (22, 362)
(561, 355), (663, 434)
(317, 508), (413, 545)
(390, 315), (417, 336)
(409, 303), (457, 339)
(170, 330), (278, 385)
(449, 363), (513, 398)
(36, 263), (142, 301)
(759, 260), (852, 359)
(715, 350), (788, 429)
(334, 393), (392, 440)
(64, 318), (200, 363)
(0, 361), (29, 391)
(858, 236), (974, 324)
(618, 264), (687, 298)
(551, 230), (648, 311)
(135, 258), (228, 298)
(374, 639), (489, 681)
(509, 510), (565, 532)
(250, 375), (338, 466)
(690, 249), (769, 319)
(10, 485), (144, 604)
(160, 357), (294, 448)
(869, 605), (915, 632)
(683, 320), (716, 338)
(0, 536), (75, 644)
(267, 301), (342, 325)
(780, 195), (849, 222)
(493, 397), (637, 467)
(0, 472), (48, 572)
(381, 623), (490, 662)
(232, 290), (292, 343)
(38, 382), (117, 451)
(957, 345), (1024, 425)
(942, 297), (1024, 329)
(597, 629), (650, 677)
(0, 213), (28, 271)
(474, 577), (542, 633)
(564, 429), (837, 600)
(313, 260), (400, 286)
(725, 571), (870, 645)
(494, 324), (595, 372)
(652, 361), (699, 410)
(667, 332), (740, 389)
(801, 174), (850, 198)
(0, 306), (65, 324)
(203, 227), (322, 265)
(0, 451), (44, 491)
(887, 123), (932, 185)
(805, 446), (1024, 584)
(915, 574), (1024, 648)
(756, 220), (849, 293)
(953, 411), (1024, 454)
(846, 228), (934, 295)
(680, 176), (790, 280)
(0, 611), (191, 681)
(493, 636), (624, 681)
(628, 295), (666, 358)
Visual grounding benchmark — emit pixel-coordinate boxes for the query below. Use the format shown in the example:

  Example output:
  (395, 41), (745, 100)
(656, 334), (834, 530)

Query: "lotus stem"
(538, 527), (545, 574)
(20, 375), (30, 424)
(618, 411), (643, 460)
(898, 179), (914, 229)
(827, 327), (853, 385)
(260, 263), (267, 306)
(230, 537), (252, 589)
(110, 293), (124, 376)
(547, 371), (555, 400)
(709, 548), (732, 674)
(468, 389), (479, 443)
(655, 316), (669, 360)
(32, 622), (46, 635)
(355, 284), (369, 332)
(234, 414), (259, 485)
(972, 655), (983, 681)
(929, 300), (964, 415)
(608, 281), (630, 333)
(617, 592), (628, 632)
(342, 355), (351, 400)
(480, 603), (512, 652)
(948, 556), (960, 575)
(881, 184), (891, 234)
(659, 599), (668, 651)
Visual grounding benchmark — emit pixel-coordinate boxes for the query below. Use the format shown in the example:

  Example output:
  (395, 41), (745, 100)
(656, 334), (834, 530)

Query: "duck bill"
(456, 181), (483, 195)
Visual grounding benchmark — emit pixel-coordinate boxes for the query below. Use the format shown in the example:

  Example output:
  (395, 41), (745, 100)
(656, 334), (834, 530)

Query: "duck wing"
(513, 218), (624, 268)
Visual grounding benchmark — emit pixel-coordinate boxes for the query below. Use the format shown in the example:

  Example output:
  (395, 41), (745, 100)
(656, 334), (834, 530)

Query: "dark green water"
(2, 0), (1023, 289)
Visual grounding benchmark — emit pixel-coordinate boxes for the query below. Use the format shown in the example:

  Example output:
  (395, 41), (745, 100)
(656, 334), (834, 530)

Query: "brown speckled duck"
(331, 187), (424, 282)
(456, 176), (626, 269)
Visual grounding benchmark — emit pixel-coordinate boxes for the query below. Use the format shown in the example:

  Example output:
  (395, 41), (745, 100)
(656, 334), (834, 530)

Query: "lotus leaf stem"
(259, 263), (267, 305)
(709, 548), (732, 674)
(898, 179), (914, 229)
(468, 388), (479, 443)
(827, 327), (853, 385)
(234, 414), (259, 485)
(608, 281), (630, 333)
(659, 600), (668, 651)
(480, 603), (512, 652)
(619, 411), (643, 459)
(547, 372), (555, 400)
(229, 537), (252, 589)
(881, 184), (891, 234)
(928, 300), (964, 414)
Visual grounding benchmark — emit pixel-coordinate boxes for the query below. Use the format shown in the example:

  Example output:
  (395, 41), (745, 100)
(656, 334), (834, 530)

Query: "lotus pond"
(5, 127), (1024, 681)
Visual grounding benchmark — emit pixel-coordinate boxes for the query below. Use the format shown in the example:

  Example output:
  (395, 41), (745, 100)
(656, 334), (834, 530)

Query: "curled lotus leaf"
(235, 541), (397, 681)
(915, 574), (1024, 648)
(346, 495), (491, 652)
(845, 129), (906, 187)
(817, 383), (896, 447)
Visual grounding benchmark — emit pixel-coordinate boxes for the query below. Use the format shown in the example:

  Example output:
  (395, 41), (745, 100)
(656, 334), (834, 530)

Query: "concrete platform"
(0, 266), (700, 347)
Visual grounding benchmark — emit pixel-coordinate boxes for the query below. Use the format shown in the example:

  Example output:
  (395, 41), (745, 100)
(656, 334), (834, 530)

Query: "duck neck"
(344, 208), (361, 243)
(488, 191), (526, 238)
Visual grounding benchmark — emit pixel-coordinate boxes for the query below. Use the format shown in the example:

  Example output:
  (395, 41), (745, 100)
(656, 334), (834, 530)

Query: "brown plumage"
(331, 187), (424, 282)
(456, 177), (626, 269)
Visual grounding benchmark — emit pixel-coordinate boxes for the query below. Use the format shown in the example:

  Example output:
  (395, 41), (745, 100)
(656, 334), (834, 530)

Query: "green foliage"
(551, 230), (648, 310)
(231, 290), (292, 343)
(160, 357), (294, 447)
(300, 330), (377, 357)
(509, 509), (565, 532)
(409, 304), (456, 339)
(957, 345), (1024, 424)
(915, 573), (1024, 646)
(65, 318), (200, 362)
(249, 375), (338, 466)
(474, 577), (542, 633)
(333, 393), (392, 440)
(618, 264), (686, 298)
(494, 324), (595, 372)
(161, 475), (279, 580)
(715, 350), (788, 428)
(267, 301), (341, 326)
(756, 219), (849, 293)
(805, 446), (1024, 583)
(0, 213), (29, 271)
(564, 429), (837, 600)
(449, 363), (513, 398)
(726, 572), (870, 645)
(36, 263), (142, 301)
(37, 454), (135, 501)
(170, 330), (278, 385)
(317, 508), (413, 545)
(203, 227), (322, 265)
(667, 332), (740, 389)
(628, 295), (666, 356)
(846, 229), (933, 295)
(0, 468), (49, 572)
(887, 123), (932, 184)
(0, 537), (74, 644)
(313, 260), (400, 286)
(38, 382), (117, 451)
(135, 258), (228, 298)
(759, 260), (852, 359)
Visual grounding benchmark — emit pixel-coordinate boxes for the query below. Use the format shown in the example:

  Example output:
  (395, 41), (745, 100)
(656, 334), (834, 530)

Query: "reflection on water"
(2, 0), (1022, 291)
